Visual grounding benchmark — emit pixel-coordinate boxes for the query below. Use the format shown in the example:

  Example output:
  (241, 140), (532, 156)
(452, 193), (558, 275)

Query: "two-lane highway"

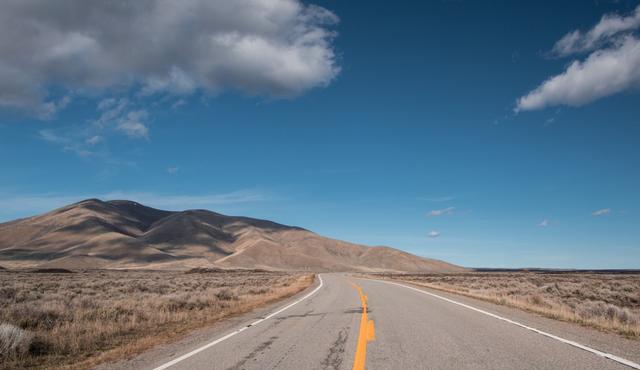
(111, 274), (639, 370)
(357, 278), (638, 370)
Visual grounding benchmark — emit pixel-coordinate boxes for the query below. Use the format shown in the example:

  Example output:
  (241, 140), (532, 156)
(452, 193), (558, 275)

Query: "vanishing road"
(114, 274), (640, 370)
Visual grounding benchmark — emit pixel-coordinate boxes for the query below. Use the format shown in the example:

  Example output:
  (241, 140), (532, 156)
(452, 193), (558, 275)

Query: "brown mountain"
(0, 199), (464, 272)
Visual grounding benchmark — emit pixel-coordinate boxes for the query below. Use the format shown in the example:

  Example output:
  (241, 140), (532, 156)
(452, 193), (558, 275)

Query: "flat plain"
(369, 271), (640, 338)
(0, 269), (313, 370)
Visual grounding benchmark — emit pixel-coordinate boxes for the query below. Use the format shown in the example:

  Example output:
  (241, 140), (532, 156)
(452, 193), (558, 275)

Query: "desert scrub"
(372, 272), (640, 338)
(0, 270), (314, 370)
(0, 323), (34, 362)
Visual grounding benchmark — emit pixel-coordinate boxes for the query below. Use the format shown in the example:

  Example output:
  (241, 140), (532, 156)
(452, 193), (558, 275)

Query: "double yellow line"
(351, 282), (375, 370)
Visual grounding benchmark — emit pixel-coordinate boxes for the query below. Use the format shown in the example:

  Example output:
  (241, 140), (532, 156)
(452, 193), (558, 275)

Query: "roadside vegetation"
(372, 272), (640, 338)
(0, 269), (314, 369)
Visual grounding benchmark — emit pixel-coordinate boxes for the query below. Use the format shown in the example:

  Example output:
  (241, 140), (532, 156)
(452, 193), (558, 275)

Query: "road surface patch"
(350, 282), (375, 370)
(150, 275), (325, 370)
(365, 278), (640, 370)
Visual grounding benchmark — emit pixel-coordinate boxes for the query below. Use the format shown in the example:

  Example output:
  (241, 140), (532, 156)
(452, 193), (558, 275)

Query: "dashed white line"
(365, 278), (640, 370)
(151, 275), (324, 370)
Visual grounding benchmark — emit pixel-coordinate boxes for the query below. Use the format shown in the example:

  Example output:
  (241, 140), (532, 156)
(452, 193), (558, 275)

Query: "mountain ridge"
(0, 199), (464, 272)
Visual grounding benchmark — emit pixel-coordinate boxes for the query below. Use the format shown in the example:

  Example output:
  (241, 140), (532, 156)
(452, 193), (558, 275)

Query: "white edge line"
(363, 278), (640, 370)
(152, 275), (324, 370)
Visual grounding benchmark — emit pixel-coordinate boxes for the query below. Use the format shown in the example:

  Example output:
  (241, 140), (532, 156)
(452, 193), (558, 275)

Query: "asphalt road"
(118, 274), (639, 370)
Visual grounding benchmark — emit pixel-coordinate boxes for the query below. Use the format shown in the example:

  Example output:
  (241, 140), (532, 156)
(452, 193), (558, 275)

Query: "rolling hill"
(0, 199), (463, 272)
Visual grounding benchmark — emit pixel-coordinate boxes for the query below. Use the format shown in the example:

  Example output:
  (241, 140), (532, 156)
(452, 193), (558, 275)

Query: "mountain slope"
(0, 199), (464, 272)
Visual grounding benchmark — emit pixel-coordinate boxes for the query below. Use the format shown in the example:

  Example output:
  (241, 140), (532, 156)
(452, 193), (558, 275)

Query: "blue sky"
(1, 0), (639, 268)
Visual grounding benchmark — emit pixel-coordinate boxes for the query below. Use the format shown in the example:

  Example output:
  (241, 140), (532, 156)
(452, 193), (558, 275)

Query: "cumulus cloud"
(592, 208), (612, 217)
(428, 230), (441, 238)
(517, 37), (640, 111)
(552, 5), (640, 56)
(428, 207), (456, 217)
(516, 6), (640, 112)
(0, 0), (339, 115)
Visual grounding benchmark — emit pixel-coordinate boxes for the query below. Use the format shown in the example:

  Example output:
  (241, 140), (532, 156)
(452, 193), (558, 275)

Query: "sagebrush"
(373, 272), (640, 338)
(0, 270), (313, 370)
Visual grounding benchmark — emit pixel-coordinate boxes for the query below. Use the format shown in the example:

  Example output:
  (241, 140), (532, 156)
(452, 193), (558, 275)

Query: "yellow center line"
(350, 282), (375, 370)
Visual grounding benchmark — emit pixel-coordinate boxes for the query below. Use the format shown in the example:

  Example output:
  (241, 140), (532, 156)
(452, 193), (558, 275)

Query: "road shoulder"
(359, 276), (640, 365)
(96, 275), (322, 370)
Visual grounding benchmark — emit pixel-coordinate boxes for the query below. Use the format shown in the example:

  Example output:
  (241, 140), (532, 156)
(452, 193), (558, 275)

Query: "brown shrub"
(215, 288), (236, 301)
(373, 272), (640, 338)
(0, 270), (313, 370)
(0, 323), (33, 359)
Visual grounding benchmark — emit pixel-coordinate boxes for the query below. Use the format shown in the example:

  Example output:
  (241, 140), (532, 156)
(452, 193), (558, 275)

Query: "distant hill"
(0, 199), (464, 272)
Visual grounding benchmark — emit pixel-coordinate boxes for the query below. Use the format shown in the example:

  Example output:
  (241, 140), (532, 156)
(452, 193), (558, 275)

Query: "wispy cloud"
(38, 98), (152, 161)
(428, 230), (441, 238)
(0, 190), (269, 219)
(428, 206), (456, 217)
(418, 196), (456, 203)
(95, 99), (150, 139)
(37, 95), (72, 120)
(592, 208), (612, 217)
(39, 129), (93, 157)
(538, 219), (550, 227)
(516, 5), (640, 111)
(304, 168), (358, 176)
(85, 135), (103, 146)
(38, 127), (138, 169)
(103, 191), (268, 209)
(551, 5), (640, 57)
(116, 110), (149, 139)
(167, 167), (179, 175)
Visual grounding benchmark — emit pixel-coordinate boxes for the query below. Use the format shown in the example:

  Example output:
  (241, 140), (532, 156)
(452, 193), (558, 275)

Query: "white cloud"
(37, 95), (72, 120)
(171, 99), (187, 110)
(0, 0), (339, 115)
(38, 129), (93, 157)
(592, 208), (612, 217)
(38, 98), (150, 159)
(428, 230), (441, 238)
(85, 135), (102, 146)
(517, 36), (640, 111)
(167, 167), (179, 175)
(95, 98), (130, 127)
(552, 5), (640, 56)
(517, 6), (640, 112)
(91, 98), (150, 140)
(38, 130), (65, 145)
(428, 207), (456, 217)
(116, 110), (149, 139)
(538, 219), (549, 227)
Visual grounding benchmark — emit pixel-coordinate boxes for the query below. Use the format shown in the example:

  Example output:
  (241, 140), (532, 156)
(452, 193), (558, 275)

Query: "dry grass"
(371, 272), (640, 338)
(0, 269), (314, 370)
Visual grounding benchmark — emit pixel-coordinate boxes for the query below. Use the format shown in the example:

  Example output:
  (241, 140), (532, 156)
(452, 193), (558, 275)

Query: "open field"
(0, 269), (314, 370)
(368, 272), (640, 338)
